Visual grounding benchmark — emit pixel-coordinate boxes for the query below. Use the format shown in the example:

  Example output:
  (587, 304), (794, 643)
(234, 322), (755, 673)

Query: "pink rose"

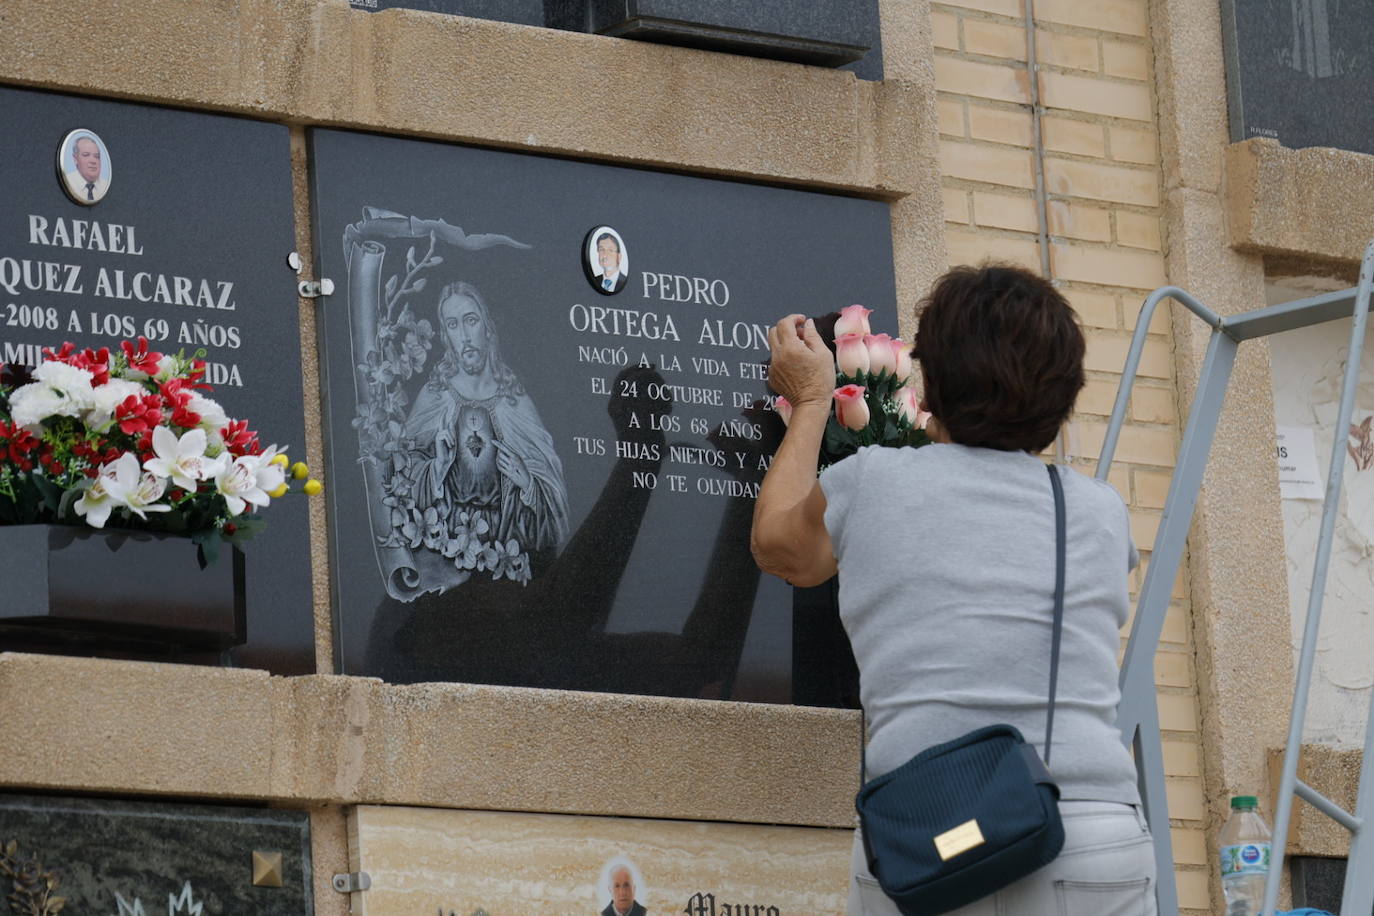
(833, 384), (870, 431)
(775, 395), (793, 427)
(896, 386), (932, 430)
(835, 333), (870, 376)
(891, 338), (913, 382)
(865, 333), (896, 376)
(834, 304), (873, 338)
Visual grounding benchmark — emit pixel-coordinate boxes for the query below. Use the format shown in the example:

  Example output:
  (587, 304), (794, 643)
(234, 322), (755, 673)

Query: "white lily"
(209, 445), (286, 516)
(73, 472), (116, 529)
(101, 452), (172, 520)
(144, 427), (212, 491)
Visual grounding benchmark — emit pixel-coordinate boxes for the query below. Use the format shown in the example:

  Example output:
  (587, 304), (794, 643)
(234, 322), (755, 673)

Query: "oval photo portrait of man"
(597, 857), (648, 916)
(57, 128), (111, 206)
(584, 226), (629, 296)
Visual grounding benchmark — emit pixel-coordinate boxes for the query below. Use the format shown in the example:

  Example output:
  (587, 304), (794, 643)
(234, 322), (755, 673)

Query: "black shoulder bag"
(854, 463), (1068, 916)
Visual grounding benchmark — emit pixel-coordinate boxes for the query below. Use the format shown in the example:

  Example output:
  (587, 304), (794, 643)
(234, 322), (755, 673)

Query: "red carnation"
(0, 420), (40, 471)
(115, 393), (164, 436)
(160, 377), (192, 404)
(171, 404), (202, 428)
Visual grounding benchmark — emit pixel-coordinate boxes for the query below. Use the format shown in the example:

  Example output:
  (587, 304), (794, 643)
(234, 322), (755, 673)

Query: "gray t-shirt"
(821, 443), (1141, 804)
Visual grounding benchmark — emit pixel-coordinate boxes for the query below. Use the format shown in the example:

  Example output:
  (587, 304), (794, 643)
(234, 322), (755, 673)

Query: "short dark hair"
(914, 264), (1084, 453)
(595, 232), (620, 253)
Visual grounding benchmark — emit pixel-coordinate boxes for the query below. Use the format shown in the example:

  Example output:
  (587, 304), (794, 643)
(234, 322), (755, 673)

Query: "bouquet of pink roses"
(0, 338), (319, 564)
(775, 304), (931, 468)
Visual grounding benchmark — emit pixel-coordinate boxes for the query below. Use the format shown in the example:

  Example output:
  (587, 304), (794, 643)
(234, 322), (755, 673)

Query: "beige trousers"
(849, 801), (1159, 916)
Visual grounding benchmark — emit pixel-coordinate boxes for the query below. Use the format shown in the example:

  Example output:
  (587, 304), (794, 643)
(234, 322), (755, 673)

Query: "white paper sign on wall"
(1277, 425), (1325, 500)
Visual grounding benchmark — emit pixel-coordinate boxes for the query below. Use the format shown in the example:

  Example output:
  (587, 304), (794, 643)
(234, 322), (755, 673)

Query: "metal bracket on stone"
(288, 252), (334, 298)
(332, 872), (371, 893)
(298, 277), (335, 298)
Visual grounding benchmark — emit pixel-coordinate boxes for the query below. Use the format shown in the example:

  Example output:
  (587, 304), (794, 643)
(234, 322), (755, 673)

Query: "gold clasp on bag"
(934, 819), (986, 861)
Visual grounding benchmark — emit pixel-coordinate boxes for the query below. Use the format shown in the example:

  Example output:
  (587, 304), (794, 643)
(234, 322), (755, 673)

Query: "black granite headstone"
(344, 0), (544, 25)
(1221, 0), (1374, 154)
(0, 87), (314, 674)
(1289, 855), (1357, 914)
(545, 0), (884, 80)
(310, 129), (897, 704)
(0, 794), (313, 914)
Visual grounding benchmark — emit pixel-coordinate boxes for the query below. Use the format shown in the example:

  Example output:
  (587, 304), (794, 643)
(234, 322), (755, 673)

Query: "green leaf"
(56, 487), (81, 520)
(31, 475), (63, 514)
(824, 420), (846, 453)
(192, 530), (220, 569)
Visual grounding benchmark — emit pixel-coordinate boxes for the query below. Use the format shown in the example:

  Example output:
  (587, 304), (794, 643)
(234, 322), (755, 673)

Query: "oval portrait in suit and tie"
(597, 857), (648, 916)
(584, 225), (629, 296)
(57, 128), (112, 206)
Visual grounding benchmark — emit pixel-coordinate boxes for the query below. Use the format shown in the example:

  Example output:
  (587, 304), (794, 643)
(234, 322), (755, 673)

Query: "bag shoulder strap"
(1044, 462), (1066, 766)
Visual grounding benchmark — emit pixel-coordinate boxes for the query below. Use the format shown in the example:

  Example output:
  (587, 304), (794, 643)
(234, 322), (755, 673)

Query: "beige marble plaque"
(351, 805), (852, 915)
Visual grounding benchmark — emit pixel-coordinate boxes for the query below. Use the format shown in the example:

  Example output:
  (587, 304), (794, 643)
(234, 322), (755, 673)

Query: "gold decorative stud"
(251, 851), (283, 888)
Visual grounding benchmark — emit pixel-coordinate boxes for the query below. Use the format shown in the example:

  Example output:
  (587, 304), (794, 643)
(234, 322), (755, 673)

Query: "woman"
(752, 265), (1156, 916)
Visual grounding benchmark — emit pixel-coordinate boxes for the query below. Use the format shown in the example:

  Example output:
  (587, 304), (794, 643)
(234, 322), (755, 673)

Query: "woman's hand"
(767, 315), (836, 408)
(752, 314), (838, 587)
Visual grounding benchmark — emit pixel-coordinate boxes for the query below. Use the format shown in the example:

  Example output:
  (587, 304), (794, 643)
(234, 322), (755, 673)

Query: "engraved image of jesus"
(340, 208), (569, 601)
(402, 280), (569, 574)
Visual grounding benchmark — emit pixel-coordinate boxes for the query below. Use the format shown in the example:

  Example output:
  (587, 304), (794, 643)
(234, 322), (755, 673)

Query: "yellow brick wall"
(930, 1), (1209, 911)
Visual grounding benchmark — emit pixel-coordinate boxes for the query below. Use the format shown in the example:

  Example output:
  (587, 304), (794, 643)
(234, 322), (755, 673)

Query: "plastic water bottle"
(1219, 795), (1272, 916)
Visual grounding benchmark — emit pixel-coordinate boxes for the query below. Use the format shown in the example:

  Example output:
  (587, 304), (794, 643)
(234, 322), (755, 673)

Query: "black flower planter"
(0, 524), (246, 657)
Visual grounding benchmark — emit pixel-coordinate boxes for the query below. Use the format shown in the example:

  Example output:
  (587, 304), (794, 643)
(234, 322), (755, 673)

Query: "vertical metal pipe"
(1339, 667), (1374, 914)
(1024, 0), (1072, 464)
(1023, 0), (1051, 280)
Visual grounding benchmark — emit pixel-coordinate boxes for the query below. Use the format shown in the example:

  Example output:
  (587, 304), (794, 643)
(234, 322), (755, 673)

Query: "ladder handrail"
(1094, 239), (1374, 916)
(1095, 286), (1223, 482)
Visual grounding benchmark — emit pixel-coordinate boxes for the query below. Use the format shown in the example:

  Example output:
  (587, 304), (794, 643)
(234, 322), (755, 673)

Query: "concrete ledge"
(1226, 139), (1374, 272)
(0, 0), (924, 198)
(1268, 744), (1361, 857)
(0, 653), (861, 828)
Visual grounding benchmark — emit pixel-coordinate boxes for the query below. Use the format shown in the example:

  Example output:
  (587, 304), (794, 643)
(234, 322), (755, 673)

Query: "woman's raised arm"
(751, 316), (838, 587)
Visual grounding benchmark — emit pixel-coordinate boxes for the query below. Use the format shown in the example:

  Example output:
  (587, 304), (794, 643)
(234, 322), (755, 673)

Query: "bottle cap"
(1231, 795), (1258, 809)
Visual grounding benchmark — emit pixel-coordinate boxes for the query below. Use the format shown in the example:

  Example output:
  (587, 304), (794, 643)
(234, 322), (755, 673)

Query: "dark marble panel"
(0, 87), (314, 674)
(345, 0), (545, 25)
(545, 0), (884, 79)
(1221, 0), (1374, 153)
(1289, 855), (1356, 914)
(309, 129), (897, 705)
(0, 793), (312, 915)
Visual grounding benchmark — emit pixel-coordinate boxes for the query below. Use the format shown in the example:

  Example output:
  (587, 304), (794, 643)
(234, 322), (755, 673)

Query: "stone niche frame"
(0, 0), (944, 855)
(1227, 136), (1374, 870)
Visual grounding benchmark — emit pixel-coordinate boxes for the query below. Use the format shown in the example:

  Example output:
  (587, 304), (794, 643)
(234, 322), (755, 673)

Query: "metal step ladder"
(1095, 239), (1374, 916)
